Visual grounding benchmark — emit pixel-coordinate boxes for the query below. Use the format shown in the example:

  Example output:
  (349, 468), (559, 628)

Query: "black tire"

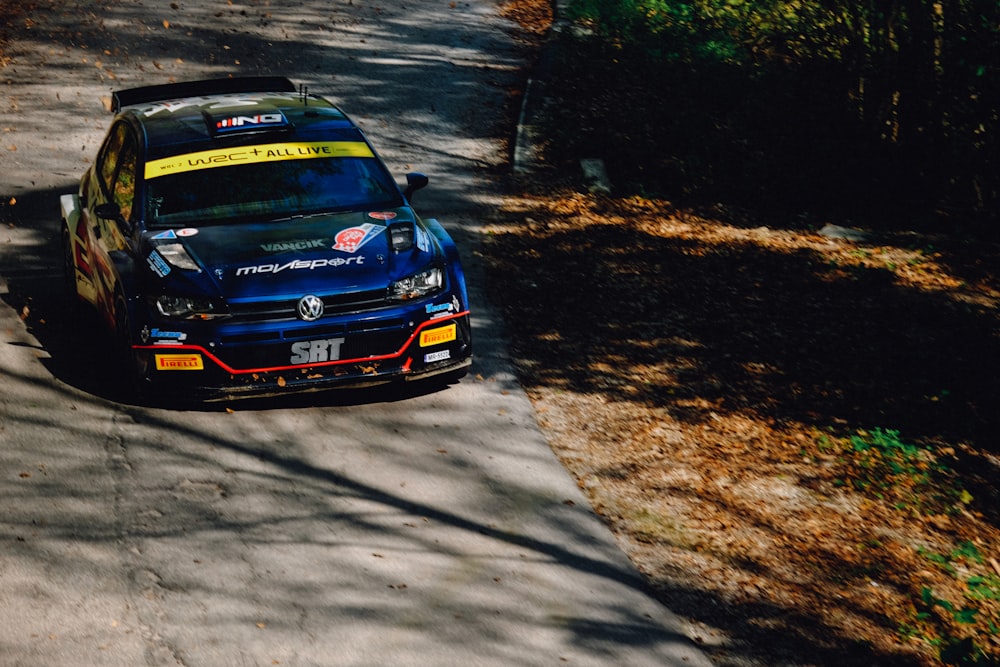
(111, 290), (146, 402)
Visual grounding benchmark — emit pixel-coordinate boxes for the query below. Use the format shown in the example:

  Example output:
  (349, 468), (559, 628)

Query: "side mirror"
(403, 172), (429, 200)
(95, 202), (132, 236)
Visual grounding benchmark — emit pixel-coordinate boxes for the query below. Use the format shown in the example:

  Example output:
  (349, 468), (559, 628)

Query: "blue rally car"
(60, 77), (471, 401)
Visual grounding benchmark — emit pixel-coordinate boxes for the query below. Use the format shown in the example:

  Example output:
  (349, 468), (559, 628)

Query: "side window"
(112, 135), (137, 221)
(96, 122), (138, 222)
(97, 123), (127, 190)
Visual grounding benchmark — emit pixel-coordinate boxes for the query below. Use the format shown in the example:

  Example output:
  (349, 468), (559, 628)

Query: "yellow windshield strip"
(144, 141), (375, 179)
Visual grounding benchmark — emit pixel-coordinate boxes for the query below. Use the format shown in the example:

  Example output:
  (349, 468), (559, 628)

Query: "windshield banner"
(144, 141), (375, 179)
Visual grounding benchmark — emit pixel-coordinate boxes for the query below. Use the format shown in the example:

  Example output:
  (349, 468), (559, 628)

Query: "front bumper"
(133, 310), (472, 401)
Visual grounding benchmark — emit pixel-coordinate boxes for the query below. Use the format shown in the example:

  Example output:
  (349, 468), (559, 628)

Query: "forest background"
(545, 0), (1000, 228)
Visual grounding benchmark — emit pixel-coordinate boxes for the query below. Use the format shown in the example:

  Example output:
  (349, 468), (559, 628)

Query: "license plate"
(424, 350), (452, 363)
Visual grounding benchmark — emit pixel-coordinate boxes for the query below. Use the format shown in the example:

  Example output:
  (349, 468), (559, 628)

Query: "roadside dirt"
(494, 3), (1000, 666)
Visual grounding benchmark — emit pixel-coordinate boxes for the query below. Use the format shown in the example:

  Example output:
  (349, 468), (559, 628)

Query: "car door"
(87, 121), (139, 319)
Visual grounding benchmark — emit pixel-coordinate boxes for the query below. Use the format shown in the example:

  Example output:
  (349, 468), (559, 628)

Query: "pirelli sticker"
(154, 353), (205, 371)
(419, 323), (456, 348)
(144, 141), (375, 180)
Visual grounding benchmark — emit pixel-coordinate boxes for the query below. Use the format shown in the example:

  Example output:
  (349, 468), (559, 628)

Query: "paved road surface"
(0, 2), (714, 665)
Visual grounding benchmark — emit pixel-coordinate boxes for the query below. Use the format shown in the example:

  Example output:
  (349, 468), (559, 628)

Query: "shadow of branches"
(482, 191), (1000, 666)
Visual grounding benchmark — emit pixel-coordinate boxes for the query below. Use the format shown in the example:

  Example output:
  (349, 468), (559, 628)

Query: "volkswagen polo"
(60, 77), (472, 401)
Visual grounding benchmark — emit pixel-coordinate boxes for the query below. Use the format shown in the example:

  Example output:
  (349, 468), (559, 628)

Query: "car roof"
(112, 77), (364, 159)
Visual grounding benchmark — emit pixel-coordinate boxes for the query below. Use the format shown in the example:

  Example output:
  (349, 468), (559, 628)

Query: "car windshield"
(145, 156), (401, 226)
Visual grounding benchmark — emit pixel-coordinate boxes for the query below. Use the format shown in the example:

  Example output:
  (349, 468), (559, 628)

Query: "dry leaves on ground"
(483, 191), (1000, 666)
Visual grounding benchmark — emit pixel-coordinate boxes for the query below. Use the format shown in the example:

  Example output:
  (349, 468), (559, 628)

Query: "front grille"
(215, 319), (409, 370)
(227, 288), (390, 322)
(218, 316), (404, 346)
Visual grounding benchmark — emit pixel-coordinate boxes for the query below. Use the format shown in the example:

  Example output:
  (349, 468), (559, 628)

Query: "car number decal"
(144, 141), (375, 179)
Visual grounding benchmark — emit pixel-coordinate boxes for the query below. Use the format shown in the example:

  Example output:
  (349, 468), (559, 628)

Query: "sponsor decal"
(177, 228), (199, 237)
(290, 338), (345, 364)
(426, 296), (462, 320)
(140, 95), (270, 117)
(260, 239), (326, 253)
(150, 328), (188, 342)
(150, 230), (177, 240)
(146, 250), (172, 278)
(144, 141), (375, 179)
(426, 302), (453, 315)
(333, 224), (384, 254)
(139, 326), (189, 345)
(419, 323), (456, 347)
(155, 354), (204, 371)
(236, 256), (363, 276)
(368, 211), (397, 220)
(216, 113), (286, 131)
(424, 349), (451, 363)
(415, 226), (431, 252)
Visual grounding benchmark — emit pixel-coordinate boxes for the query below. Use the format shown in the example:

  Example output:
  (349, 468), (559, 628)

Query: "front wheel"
(111, 290), (148, 403)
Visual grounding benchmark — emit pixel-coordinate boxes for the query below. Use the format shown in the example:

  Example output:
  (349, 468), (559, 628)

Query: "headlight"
(153, 295), (228, 320)
(389, 267), (443, 301)
(156, 243), (201, 271)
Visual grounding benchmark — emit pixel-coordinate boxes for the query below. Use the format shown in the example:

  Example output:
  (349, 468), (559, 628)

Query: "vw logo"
(297, 294), (324, 322)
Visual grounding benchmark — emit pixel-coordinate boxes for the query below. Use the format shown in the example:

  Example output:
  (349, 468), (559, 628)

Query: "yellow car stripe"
(144, 141), (375, 179)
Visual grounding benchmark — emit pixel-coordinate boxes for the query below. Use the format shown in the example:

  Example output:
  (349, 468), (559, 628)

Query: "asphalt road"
(0, 2), (714, 665)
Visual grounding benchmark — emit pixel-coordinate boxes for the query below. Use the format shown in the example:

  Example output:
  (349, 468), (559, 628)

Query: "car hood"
(143, 209), (437, 299)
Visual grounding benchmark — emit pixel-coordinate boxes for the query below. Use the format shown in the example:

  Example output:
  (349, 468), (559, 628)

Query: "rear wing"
(112, 76), (297, 112)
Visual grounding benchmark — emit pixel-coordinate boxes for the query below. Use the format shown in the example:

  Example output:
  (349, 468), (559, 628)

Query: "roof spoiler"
(112, 76), (297, 112)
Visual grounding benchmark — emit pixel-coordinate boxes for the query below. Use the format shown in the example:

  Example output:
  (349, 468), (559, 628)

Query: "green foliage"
(909, 543), (1000, 664)
(551, 0), (1000, 223)
(845, 428), (965, 513)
